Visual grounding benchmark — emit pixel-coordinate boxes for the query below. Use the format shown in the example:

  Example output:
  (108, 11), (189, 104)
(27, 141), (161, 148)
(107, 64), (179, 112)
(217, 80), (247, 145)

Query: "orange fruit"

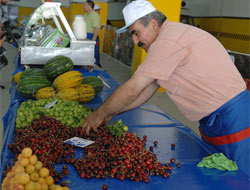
(25, 165), (35, 174)
(30, 172), (39, 182)
(45, 176), (54, 185)
(35, 161), (43, 170)
(40, 183), (49, 190)
(19, 173), (30, 185)
(21, 148), (32, 158)
(24, 181), (35, 190)
(38, 177), (46, 184)
(20, 158), (29, 167)
(39, 168), (49, 178)
(29, 155), (38, 165)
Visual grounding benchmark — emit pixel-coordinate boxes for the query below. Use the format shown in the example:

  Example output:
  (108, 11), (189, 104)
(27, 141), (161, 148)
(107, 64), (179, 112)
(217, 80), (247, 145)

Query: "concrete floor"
(0, 43), (17, 151)
(0, 45), (200, 153)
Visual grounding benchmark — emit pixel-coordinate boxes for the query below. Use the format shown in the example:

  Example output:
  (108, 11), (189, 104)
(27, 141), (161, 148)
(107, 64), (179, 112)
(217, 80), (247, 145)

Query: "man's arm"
(0, 29), (5, 47)
(121, 81), (159, 112)
(82, 74), (155, 134)
(92, 27), (99, 41)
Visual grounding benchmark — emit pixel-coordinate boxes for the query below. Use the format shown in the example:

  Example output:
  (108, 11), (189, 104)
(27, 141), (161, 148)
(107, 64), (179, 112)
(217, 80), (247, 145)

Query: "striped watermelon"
(82, 76), (104, 94)
(44, 56), (74, 80)
(20, 68), (45, 80)
(17, 76), (52, 98)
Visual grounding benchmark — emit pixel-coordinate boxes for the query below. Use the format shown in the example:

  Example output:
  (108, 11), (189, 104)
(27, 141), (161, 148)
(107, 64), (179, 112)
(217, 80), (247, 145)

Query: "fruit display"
(9, 117), (75, 178)
(35, 87), (56, 100)
(12, 55), (107, 102)
(1, 147), (69, 190)
(20, 68), (45, 80)
(17, 76), (52, 98)
(15, 98), (92, 128)
(8, 116), (87, 184)
(56, 88), (80, 101)
(7, 116), (176, 186)
(44, 56), (74, 80)
(13, 72), (22, 84)
(53, 71), (83, 91)
(74, 124), (171, 182)
(82, 76), (104, 94)
(107, 119), (128, 137)
(75, 84), (95, 102)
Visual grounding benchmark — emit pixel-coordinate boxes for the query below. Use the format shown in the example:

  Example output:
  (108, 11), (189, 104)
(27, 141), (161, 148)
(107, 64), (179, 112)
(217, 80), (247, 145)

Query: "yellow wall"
(132, 0), (182, 92)
(110, 20), (125, 28)
(18, 7), (35, 26)
(194, 17), (250, 54)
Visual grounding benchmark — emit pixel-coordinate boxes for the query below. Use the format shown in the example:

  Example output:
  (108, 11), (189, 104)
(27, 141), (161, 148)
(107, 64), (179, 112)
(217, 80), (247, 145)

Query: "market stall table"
(1, 55), (249, 190)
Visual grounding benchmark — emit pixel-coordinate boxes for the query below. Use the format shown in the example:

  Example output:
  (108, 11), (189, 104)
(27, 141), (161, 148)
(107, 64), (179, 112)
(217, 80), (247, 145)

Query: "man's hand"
(82, 111), (105, 135)
(82, 111), (112, 135)
(0, 29), (6, 46)
(0, 36), (6, 47)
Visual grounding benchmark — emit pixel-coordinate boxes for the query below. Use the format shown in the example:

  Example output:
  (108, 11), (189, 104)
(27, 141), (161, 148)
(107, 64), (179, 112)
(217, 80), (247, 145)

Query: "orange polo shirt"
(135, 21), (246, 121)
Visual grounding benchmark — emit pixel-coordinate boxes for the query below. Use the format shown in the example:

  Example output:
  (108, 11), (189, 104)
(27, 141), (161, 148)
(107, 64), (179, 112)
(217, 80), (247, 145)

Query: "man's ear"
(150, 19), (159, 31)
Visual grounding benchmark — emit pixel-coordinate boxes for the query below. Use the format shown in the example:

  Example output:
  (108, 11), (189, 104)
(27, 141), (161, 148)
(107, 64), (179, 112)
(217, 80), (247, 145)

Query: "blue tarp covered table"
(1, 55), (249, 190)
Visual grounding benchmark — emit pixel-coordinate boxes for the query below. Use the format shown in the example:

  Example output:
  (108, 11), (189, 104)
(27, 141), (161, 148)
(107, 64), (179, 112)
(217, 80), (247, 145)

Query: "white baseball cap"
(94, 4), (101, 10)
(116, 0), (156, 33)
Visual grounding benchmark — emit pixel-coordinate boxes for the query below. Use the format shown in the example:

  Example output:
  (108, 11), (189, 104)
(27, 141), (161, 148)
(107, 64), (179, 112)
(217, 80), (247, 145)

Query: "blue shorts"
(87, 33), (100, 66)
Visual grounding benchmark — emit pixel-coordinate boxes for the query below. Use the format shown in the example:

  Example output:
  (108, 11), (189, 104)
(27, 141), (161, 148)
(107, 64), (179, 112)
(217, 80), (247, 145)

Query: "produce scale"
(20, 2), (96, 66)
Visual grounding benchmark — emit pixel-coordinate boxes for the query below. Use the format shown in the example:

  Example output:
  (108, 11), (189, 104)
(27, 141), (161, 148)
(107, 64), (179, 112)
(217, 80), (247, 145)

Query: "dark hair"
(86, 0), (94, 9)
(139, 10), (167, 27)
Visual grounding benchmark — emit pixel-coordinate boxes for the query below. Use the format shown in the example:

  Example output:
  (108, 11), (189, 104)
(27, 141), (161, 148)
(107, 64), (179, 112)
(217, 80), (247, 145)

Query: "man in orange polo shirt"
(82, 0), (249, 176)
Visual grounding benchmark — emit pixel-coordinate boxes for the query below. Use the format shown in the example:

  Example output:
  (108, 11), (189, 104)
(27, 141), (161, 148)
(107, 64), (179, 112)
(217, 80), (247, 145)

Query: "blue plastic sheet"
(1, 55), (249, 189)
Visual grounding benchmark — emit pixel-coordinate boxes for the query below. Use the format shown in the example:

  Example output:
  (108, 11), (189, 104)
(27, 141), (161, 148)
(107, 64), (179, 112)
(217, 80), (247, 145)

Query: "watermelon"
(17, 76), (52, 98)
(44, 56), (74, 80)
(82, 76), (104, 94)
(20, 68), (45, 80)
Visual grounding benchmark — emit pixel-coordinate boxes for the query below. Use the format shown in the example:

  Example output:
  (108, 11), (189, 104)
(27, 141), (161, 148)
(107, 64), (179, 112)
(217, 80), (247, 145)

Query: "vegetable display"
(20, 68), (45, 80)
(82, 76), (104, 94)
(53, 71), (83, 91)
(13, 72), (22, 84)
(56, 88), (80, 101)
(17, 76), (52, 98)
(44, 56), (74, 80)
(1, 147), (69, 190)
(35, 86), (56, 100)
(75, 84), (95, 102)
(15, 98), (92, 128)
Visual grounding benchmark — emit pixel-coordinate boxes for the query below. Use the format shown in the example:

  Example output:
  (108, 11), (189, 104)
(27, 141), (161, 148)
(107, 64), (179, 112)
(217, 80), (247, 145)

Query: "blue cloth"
(87, 32), (100, 66)
(199, 90), (250, 176)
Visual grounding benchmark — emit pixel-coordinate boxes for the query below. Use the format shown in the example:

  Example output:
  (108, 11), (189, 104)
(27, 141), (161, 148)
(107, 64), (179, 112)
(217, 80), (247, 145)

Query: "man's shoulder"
(90, 11), (100, 18)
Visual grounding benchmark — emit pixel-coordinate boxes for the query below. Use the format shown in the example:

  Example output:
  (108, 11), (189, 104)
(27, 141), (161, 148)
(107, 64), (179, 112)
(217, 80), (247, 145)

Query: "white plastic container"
(72, 15), (87, 40)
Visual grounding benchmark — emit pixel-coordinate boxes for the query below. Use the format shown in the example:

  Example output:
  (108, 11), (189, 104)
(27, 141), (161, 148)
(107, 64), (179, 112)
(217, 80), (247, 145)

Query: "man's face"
(1, 0), (8, 5)
(96, 9), (100, 14)
(129, 19), (158, 52)
(84, 2), (91, 12)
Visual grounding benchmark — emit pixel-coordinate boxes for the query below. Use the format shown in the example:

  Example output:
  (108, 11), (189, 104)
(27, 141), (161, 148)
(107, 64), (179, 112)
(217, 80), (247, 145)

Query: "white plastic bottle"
(72, 15), (87, 40)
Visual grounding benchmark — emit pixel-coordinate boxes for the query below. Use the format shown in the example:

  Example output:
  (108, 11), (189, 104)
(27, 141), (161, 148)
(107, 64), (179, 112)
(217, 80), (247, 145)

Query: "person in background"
(84, 0), (101, 67)
(82, 0), (250, 176)
(0, 0), (8, 28)
(94, 4), (101, 14)
(0, 0), (7, 58)
(0, 29), (5, 46)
